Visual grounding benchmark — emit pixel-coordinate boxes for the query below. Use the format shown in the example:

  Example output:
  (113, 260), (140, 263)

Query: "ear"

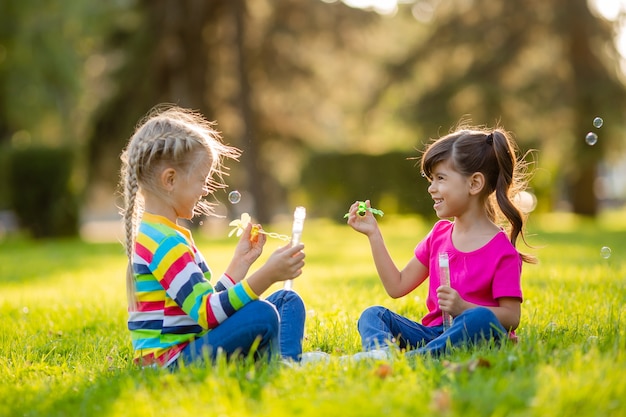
(468, 172), (485, 195)
(160, 168), (177, 191)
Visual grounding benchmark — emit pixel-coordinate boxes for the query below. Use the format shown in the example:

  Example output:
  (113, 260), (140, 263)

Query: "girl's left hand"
(437, 286), (468, 317)
(233, 223), (266, 265)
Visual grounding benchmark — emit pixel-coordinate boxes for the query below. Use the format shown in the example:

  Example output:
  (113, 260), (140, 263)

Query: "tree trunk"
(230, 0), (271, 223)
(87, 0), (219, 187)
(563, 0), (605, 216)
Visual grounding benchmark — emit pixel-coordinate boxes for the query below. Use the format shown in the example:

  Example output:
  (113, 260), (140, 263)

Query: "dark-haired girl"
(346, 123), (537, 358)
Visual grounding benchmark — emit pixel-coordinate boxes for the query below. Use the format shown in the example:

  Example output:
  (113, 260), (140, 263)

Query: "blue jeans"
(357, 305), (507, 357)
(173, 289), (305, 366)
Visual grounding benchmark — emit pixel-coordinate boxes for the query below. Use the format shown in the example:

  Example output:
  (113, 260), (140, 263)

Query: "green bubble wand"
(344, 201), (384, 218)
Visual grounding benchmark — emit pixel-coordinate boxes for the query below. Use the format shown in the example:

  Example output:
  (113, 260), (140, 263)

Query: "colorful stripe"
(128, 213), (259, 367)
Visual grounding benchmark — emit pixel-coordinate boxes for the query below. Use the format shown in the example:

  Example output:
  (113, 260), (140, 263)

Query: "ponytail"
(490, 130), (537, 264)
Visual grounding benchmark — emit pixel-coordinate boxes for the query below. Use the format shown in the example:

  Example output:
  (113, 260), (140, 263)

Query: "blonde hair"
(119, 105), (241, 308)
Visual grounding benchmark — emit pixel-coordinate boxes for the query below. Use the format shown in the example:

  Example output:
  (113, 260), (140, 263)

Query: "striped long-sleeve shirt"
(128, 212), (258, 367)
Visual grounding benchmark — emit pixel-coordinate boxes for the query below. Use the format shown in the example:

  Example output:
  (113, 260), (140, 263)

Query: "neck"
(143, 195), (178, 224)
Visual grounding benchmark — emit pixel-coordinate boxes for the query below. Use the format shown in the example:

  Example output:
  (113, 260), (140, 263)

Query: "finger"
(286, 243), (305, 255)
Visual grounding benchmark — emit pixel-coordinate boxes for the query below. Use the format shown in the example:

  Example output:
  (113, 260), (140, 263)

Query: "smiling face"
(426, 159), (473, 219)
(170, 152), (214, 221)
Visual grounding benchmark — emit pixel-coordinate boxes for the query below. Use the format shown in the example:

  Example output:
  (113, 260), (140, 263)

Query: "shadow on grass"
(0, 238), (124, 285)
(8, 355), (280, 417)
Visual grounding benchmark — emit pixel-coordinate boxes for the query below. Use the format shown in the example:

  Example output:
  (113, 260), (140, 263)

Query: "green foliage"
(0, 212), (625, 416)
(301, 151), (435, 220)
(8, 147), (79, 238)
(0, 143), (10, 209)
(0, 0), (124, 146)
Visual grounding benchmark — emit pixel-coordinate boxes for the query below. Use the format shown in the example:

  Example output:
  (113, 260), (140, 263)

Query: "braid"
(120, 134), (147, 310)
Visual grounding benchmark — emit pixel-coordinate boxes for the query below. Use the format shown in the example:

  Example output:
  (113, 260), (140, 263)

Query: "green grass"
(1, 211), (625, 416)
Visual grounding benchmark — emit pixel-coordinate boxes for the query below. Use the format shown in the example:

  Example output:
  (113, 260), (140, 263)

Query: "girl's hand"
(436, 286), (468, 317)
(233, 223), (266, 266)
(346, 200), (379, 237)
(261, 243), (306, 283)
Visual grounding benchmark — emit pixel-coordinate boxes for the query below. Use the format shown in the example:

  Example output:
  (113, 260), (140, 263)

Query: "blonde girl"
(120, 105), (306, 367)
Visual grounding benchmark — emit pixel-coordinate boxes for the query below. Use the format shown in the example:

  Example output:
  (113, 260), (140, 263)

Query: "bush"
(8, 147), (79, 238)
(0, 144), (10, 210)
(300, 151), (435, 221)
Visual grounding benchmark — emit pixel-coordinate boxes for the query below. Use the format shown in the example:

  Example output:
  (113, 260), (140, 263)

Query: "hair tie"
(486, 133), (494, 145)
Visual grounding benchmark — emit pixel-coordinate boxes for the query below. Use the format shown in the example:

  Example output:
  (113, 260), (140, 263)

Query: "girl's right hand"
(346, 200), (379, 237)
(262, 243), (305, 283)
(233, 223), (267, 266)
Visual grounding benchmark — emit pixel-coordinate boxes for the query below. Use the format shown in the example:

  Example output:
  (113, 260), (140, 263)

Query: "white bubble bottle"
(284, 206), (306, 291)
(439, 252), (453, 331)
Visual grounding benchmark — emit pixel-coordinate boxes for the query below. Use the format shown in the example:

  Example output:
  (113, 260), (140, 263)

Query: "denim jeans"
(357, 305), (507, 357)
(173, 289), (305, 366)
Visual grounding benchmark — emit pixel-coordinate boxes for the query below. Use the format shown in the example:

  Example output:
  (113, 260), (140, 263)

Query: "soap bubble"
(593, 117), (603, 128)
(600, 246), (611, 259)
(513, 191), (537, 213)
(228, 190), (242, 204)
(585, 132), (598, 146)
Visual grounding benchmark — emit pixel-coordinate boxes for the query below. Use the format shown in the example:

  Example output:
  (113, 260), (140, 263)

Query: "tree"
(364, 0), (626, 216)
(86, 0), (376, 223)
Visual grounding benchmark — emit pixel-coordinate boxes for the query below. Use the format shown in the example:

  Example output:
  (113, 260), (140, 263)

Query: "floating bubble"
(585, 132), (598, 146)
(228, 190), (242, 204)
(593, 117), (603, 129)
(513, 191), (537, 213)
(600, 246), (611, 259)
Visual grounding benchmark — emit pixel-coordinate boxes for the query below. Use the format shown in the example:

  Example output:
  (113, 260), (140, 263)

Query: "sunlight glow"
(342, 0), (399, 15)
(591, 0), (626, 74)
(593, 0), (623, 20)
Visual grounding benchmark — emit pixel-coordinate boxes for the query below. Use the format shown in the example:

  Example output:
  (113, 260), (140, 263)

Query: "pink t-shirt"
(414, 220), (523, 327)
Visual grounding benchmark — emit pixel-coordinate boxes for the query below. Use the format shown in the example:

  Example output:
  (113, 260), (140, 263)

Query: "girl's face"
(171, 153), (213, 221)
(426, 159), (472, 219)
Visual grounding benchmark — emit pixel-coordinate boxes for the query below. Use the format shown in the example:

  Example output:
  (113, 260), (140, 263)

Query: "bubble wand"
(439, 252), (453, 331)
(284, 206), (306, 291)
(343, 201), (384, 218)
(228, 213), (290, 242)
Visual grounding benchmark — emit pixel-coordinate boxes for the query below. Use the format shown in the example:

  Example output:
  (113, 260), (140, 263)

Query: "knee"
(463, 306), (498, 323)
(249, 300), (280, 334)
(458, 307), (505, 336)
(358, 306), (386, 329)
(277, 289), (305, 314)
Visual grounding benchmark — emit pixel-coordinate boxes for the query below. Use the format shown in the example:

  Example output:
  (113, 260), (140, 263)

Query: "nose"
(427, 182), (436, 195)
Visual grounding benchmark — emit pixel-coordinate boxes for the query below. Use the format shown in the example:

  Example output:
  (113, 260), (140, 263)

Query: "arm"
(148, 233), (260, 330)
(346, 200), (428, 298)
(245, 243), (305, 296)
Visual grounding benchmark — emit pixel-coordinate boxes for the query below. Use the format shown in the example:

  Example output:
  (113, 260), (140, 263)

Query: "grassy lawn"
(0, 211), (625, 416)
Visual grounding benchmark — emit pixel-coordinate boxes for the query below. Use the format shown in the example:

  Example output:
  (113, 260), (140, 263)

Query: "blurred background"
(1, 0), (625, 241)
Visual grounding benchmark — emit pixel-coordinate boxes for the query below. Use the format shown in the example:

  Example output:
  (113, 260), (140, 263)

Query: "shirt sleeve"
(492, 250), (523, 301)
(150, 234), (258, 329)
